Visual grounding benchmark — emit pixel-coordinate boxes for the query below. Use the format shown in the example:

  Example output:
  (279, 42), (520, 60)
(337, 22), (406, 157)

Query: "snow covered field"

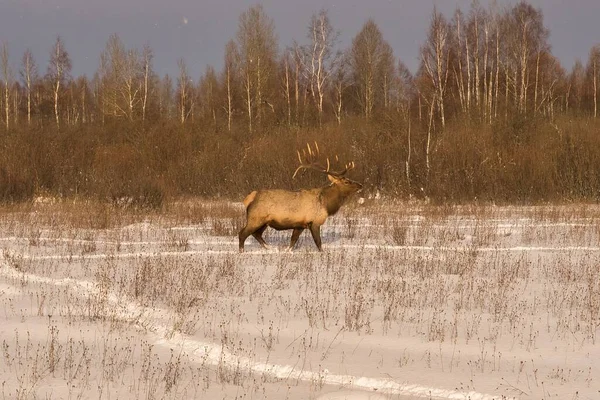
(1, 200), (599, 399)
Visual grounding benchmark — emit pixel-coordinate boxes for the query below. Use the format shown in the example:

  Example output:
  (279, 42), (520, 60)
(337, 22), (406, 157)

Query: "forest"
(1, 1), (600, 206)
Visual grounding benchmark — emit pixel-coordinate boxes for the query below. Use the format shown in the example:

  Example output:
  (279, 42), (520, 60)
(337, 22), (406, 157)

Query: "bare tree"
(330, 54), (350, 124)
(452, 8), (468, 114)
(1, 42), (12, 130)
(535, 52), (563, 118)
(65, 76), (89, 125)
(566, 60), (585, 113)
(141, 45), (154, 122)
(198, 66), (219, 128)
(122, 49), (142, 120)
(492, 4), (501, 120)
(280, 49), (294, 127)
(158, 74), (174, 120)
(100, 34), (124, 117)
(379, 42), (396, 110)
(223, 40), (238, 132)
(420, 7), (450, 128)
(423, 91), (435, 184)
(291, 44), (312, 125)
(504, 2), (549, 114)
(235, 5), (278, 132)
(99, 34), (144, 121)
(396, 60), (414, 186)
(20, 49), (38, 125)
(177, 58), (193, 124)
(301, 9), (341, 124)
(349, 19), (394, 119)
(47, 36), (72, 128)
(588, 45), (600, 118)
(77, 76), (90, 124)
(395, 60), (414, 116)
(12, 87), (19, 125)
(449, 2), (500, 123)
(467, 3), (486, 114)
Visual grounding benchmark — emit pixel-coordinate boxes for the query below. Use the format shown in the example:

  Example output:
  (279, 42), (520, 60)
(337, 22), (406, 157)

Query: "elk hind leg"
(239, 223), (268, 252)
(252, 225), (269, 249)
(238, 226), (252, 252)
(289, 228), (304, 250)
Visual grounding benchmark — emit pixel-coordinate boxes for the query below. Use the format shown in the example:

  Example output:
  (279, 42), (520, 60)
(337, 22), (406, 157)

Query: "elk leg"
(289, 228), (304, 250)
(252, 225), (269, 249)
(309, 224), (323, 251)
(238, 226), (252, 252)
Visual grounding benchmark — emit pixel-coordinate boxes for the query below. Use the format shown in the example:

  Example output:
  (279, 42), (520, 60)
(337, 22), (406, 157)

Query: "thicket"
(1, 115), (599, 207)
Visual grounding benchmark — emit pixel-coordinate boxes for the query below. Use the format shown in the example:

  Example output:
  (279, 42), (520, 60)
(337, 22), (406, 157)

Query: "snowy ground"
(0, 200), (599, 399)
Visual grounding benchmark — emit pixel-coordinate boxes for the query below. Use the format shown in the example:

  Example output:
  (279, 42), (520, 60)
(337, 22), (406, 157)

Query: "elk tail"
(242, 191), (257, 208)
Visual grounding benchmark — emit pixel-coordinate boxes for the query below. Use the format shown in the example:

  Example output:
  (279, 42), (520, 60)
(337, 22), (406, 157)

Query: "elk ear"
(327, 174), (339, 183)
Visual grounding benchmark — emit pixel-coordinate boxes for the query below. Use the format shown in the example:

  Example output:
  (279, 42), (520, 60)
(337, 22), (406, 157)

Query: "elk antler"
(333, 161), (355, 177)
(292, 142), (355, 179)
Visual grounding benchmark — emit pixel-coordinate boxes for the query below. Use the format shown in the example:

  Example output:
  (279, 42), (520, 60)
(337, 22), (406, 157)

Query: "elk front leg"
(309, 223), (322, 251)
(289, 228), (304, 250)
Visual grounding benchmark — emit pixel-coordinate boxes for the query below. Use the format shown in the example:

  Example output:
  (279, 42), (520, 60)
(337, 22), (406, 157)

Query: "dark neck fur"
(321, 184), (350, 216)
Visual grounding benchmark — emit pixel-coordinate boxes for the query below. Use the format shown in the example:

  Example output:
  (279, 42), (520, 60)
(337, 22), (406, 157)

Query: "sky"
(1, 0), (599, 80)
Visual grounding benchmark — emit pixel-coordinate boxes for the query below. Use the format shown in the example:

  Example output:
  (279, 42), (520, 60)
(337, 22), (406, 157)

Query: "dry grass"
(0, 199), (599, 399)
(3, 117), (600, 205)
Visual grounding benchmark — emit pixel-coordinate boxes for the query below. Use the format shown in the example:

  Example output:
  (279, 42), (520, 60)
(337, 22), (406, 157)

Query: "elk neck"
(320, 183), (351, 216)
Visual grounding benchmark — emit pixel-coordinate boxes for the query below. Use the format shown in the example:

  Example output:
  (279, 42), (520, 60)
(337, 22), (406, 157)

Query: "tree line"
(1, 1), (600, 205)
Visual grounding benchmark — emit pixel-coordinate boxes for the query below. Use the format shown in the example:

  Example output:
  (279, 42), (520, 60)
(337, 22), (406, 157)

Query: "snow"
(0, 202), (599, 399)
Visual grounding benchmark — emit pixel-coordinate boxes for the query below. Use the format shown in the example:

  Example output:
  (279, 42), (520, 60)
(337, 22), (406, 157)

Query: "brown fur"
(238, 175), (362, 252)
(242, 191), (257, 208)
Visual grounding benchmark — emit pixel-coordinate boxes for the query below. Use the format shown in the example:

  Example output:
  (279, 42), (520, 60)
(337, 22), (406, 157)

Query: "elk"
(239, 143), (363, 252)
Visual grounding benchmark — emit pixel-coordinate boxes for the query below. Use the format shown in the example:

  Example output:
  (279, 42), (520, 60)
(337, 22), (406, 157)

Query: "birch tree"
(588, 45), (600, 118)
(122, 49), (142, 120)
(222, 40), (238, 132)
(505, 2), (549, 114)
(177, 58), (193, 123)
(77, 76), (90, 124)
(566, 61), (585, 113)
(198, 66), (219, 127)
(420, 7), (450, 128)
(452, 9), (468, 114)
(235, 5), (278, 132)
(280, 48), (294, 127)
(20, 49), (38, 125)
(99, 34), (143, 120)
(349, 19), (394, 120)
(141, 45), (154, 122)
(1, 42), (11, 130)
(159, 74), (174, 120)
(380, 43), (396, 111)
(395, 60), (414, 117)
(465, 3), (488, 115)
(47, 36), (72, 128)
(331, 55), (350, 125)
(303, 9), (340, 124)
(450, 2), (500, 122)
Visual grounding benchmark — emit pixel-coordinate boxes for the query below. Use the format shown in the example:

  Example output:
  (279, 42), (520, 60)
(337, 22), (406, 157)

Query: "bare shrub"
(0, 167), (35, 203)
(389, 220), (409, 245)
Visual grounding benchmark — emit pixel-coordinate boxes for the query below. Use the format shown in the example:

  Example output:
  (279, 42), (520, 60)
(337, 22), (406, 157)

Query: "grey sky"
(1, 0), (599, 80)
